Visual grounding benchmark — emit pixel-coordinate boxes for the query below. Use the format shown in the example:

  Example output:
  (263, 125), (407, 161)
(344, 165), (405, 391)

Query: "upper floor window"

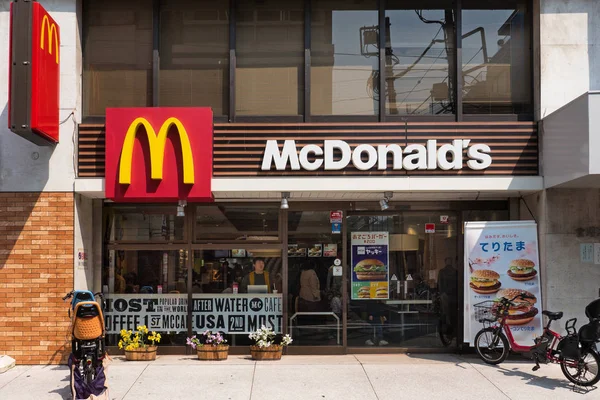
(235, 0), (304, 116)
(159, 0), (230, 116)
(311, 0), (379, 116)
(462, 0), (532, 114)
(83, 0), (153, 117)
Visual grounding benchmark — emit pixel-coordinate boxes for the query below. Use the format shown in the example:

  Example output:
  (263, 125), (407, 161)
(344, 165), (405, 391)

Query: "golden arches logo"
(118, 117), (195, 185)
(40, 14), (59, 64)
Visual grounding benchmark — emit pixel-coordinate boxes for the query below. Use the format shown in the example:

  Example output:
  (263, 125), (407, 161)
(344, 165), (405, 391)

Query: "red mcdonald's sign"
(105, 108), (213, 202)
(8, 0), (60, 145)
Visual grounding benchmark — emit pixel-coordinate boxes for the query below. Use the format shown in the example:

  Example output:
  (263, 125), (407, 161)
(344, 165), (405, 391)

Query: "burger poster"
(351, 232), (389, 300)
(464, 221), (543, 346)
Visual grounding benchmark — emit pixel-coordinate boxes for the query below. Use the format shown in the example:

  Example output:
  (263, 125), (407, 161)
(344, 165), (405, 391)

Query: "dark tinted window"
(236, 0), (304, 116)
(83, 0), (153, 117)
(159, 0), (229, 115)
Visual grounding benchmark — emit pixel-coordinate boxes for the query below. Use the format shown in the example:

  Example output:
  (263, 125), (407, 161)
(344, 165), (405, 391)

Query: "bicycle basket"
(473, 300), (501, 323)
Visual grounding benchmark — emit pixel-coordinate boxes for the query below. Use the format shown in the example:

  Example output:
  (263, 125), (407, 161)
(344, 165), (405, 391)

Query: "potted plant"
(186, 330), (229, 361)
(118, 325), (161, 361)
(248, 326), (293, 361)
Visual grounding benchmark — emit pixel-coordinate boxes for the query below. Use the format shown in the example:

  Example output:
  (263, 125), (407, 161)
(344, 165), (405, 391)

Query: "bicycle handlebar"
(62, 291), (74, 301)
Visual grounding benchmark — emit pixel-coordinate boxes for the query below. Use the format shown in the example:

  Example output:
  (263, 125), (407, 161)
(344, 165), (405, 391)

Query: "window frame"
(81, 0), (534, 123)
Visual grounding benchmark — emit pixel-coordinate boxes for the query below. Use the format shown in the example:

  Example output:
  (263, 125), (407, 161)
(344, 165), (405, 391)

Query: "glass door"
(346, 212), (459, 348)
(287, 211), (343, 347)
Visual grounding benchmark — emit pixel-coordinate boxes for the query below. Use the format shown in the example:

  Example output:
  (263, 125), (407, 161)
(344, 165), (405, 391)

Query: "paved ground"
(0, 354), (597, 400)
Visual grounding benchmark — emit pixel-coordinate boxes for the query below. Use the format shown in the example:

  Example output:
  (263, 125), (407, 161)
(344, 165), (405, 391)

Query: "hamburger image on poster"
(507, 258), (537, 281)
(469, 269), (501, 294)
(354, 259), (387, 281)
(496, 288), (539, 325)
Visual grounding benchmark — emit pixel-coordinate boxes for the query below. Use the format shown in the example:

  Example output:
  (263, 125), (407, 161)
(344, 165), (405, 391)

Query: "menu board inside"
(350, 232), (389, 300)
(464, 221), (543, 346)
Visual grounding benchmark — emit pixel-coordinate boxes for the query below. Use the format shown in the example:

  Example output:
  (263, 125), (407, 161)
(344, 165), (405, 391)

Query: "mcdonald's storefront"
(71, 105), (543, 355)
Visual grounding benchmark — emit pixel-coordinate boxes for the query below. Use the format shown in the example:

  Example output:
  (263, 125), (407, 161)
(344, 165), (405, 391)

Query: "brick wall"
(0, 193), (74, 364)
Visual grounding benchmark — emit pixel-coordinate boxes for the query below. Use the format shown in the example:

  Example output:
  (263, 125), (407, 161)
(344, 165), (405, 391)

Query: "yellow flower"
(118, 341), (123, 349)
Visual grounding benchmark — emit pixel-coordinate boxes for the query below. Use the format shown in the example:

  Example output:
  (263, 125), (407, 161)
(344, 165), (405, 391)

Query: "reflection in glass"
(159, 0), (229, 115)
(105, 206), (185, 242)
(83, 0), (153, 117)
(385, 4), (455, 115)
(236, 0), (304, 116)
(311, 0), (378, 116)
(462, 1), (531, 114)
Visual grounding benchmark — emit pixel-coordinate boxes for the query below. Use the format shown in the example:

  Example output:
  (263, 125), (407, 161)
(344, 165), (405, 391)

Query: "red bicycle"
(474, 292), (600, 387)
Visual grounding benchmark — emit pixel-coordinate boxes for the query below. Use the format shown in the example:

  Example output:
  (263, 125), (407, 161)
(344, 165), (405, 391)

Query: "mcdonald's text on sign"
(105, 108), (213, 202)
(8, 1), (60, 145)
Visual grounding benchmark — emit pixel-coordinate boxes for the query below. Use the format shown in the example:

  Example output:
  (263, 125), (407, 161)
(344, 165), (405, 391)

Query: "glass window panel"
(159, 0), (229, 115)
(83, 0), (153, 117)
(385, 2), (455, 115)
(191, 249), (283, 346)
(105, 206), (185, 242)
(195, 205), (280, 242)
(102, 249), (188, 346)
(311, 0), (378, 116)
(287, 211), (342, 346)
(235, 0), (304, 116)
(462, 0), (531, 114)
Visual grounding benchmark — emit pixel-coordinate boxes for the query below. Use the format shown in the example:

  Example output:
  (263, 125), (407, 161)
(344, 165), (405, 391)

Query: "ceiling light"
(380, 191), (393, 211)
(281, 192), (290, 210)
(379, 199), (389, 211)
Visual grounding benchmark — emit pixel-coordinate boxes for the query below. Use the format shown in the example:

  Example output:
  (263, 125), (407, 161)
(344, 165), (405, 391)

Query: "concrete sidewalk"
(0, 354), (597, 400)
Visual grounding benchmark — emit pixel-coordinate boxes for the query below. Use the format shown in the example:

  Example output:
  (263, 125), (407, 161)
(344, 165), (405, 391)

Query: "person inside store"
(438, 257), (459, 335)
(365, 301), (388, 346)
(240, 257), (272, 293)
(298, 262), (322, 312)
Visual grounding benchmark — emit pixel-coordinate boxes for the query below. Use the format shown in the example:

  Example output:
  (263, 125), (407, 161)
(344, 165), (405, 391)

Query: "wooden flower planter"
(197, 345), (229, 361)
(250, 345), (283, 361)
(124, 346), (157, 361)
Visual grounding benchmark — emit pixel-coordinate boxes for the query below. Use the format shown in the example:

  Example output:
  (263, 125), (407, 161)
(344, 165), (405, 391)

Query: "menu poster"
(288, 245), (307, 258)
(308, 244), (323, 257)
(323, 244), (337, 257)
(464, 221), (543, 346)
(351, 232), (389, 300)
(231, 249), (246, 257)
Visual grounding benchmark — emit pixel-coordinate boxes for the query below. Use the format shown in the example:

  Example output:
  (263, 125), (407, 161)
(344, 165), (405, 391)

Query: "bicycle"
(63, 290), (106, 388)
(473, 292), (600, 387)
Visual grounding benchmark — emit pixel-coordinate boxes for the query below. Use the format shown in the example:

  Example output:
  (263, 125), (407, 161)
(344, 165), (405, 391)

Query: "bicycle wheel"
(561, 350), (600, 387)
(475, 327), (509, 365)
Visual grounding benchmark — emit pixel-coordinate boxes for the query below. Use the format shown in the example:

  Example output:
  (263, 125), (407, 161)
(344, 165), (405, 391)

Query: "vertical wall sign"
(9, 0), (60, 145)
(464, 221), (543, 347)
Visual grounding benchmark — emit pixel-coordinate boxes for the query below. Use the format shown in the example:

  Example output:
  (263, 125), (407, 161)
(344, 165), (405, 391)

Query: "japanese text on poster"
(351, 232), (389, 300)
(464, 221), (543, 346)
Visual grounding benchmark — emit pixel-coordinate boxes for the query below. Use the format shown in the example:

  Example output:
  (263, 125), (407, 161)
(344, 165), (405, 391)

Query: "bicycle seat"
(542, 310), (563, 320)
